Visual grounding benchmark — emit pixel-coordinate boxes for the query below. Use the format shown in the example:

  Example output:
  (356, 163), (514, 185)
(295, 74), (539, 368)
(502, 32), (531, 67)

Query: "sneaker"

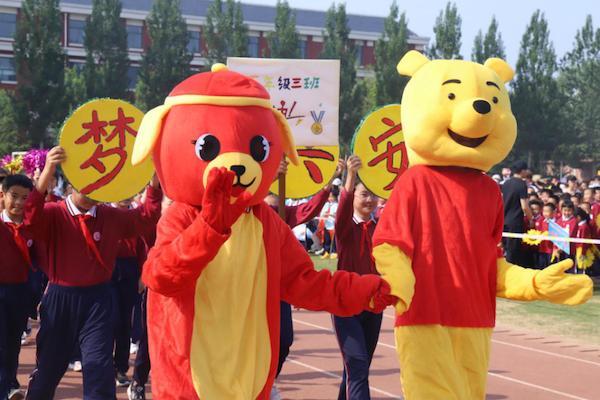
(320, 252), (330, 259)
(116, 371), (131, 387)
(73, 361), (82, 372)
(330, 253), (338, 260)
(130, 342), (139, 354)
(8, 389), (25, 400)
(269, 385), (281, 400)
(127, 382), (146, 400)
(314, 248), (325, 256)
(20, 332), (27, 346)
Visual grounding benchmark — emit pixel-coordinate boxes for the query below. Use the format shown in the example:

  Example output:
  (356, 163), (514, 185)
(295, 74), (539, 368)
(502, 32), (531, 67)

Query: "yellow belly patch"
(190, 211), (271, 399)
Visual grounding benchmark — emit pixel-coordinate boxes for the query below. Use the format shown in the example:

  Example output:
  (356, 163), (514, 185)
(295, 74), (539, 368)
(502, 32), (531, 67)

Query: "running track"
(17, 309), (600, 399)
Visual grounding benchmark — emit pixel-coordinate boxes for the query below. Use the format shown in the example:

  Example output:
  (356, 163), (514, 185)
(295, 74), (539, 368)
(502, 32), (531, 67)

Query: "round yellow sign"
(351, 104), (408, 199)
(270, 145), (339, 199)
(59, 99), (155, 202)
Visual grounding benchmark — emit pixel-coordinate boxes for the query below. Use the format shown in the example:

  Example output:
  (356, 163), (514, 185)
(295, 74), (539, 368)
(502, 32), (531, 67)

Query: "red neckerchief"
(359, 219), (376, 265)
(3, 220), (32, 269)
(75, 214), (110, 273)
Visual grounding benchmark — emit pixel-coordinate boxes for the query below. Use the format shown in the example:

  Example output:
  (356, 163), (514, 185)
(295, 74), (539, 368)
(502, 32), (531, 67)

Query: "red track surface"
(17, 309), (600, 399)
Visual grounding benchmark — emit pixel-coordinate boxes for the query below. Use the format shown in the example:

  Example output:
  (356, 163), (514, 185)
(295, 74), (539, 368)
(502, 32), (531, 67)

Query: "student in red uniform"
(535, 203), (556, 269)
(332, 155), (381, 400)
(0, 174), (36, 400)
(575, 208), (593, 272)
(556, 201), (578, 262)
(23, 146), (162, 400)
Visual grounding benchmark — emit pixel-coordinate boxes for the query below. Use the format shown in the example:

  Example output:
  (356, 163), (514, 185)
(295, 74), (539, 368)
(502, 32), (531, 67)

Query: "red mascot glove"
(368, 279), (398, 314)
(201, 167), (252, 234)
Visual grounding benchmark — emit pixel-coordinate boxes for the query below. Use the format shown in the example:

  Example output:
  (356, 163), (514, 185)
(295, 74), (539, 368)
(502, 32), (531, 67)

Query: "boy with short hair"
(0, 174), (36, 400)
(24, 146), (162, 400)
(556, 201), (578, 261)
(575, 207), (593, 272)
(535, 203), (556, 269)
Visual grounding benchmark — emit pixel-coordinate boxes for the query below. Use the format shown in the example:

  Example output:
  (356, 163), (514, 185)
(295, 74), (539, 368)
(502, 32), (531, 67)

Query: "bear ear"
(397, 50), (430, 77)
(132, 104), (171, 165)
(484, 58), (514, 83)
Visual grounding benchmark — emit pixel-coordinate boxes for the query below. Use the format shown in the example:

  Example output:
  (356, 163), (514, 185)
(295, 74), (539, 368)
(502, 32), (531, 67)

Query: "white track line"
(293, 317), (592, 400)
(286, 358), (403, 399)
(380, 313), (600, 366)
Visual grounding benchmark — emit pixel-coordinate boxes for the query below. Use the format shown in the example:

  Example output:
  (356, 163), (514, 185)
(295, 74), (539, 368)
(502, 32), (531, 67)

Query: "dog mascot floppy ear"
(373, 51), (593, 400)
(132, 64), (396, 400)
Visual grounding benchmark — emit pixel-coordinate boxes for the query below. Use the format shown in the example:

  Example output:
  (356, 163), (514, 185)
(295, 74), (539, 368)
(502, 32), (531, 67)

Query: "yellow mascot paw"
(534, 259), (594, 305)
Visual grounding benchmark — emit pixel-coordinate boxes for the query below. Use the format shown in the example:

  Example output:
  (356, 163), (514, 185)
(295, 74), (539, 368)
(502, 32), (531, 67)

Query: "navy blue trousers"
(132, 290), (150, 386)
(277, 301), (294, 377)
(26, 283), (116, 400)
(111, 258), (140, 375)
(0, 283), (30, 399)
(332, 311), (383, 400)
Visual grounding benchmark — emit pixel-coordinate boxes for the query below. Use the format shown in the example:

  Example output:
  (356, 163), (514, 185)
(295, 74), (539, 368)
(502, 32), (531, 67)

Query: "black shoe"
(127, 381), (146, 400)
(116, 371), (131, 387)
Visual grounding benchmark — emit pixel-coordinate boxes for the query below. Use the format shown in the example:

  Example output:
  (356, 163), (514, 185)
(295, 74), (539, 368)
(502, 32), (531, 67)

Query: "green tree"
(321, 3), (366, 151)
(472, 16), (506, 63)
(204, 0), (248, 64)
(427, 2), (462, 59)
(0, 90), (26, 155)
(266, 0), (299, 58)
(12, 0), (65, 147)
(556, 15), (600, 165)
(511, 10), (561, 168)
(135, 0), (192, 111)
(374, 1), (410, 105)
(64, 67), (88, 114)
(83, 0), (129, 99)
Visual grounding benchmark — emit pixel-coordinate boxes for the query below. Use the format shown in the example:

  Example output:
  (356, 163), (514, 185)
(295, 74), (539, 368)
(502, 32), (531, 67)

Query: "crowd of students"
(499, 161), (600, 274)
(2, 148), (598, 400)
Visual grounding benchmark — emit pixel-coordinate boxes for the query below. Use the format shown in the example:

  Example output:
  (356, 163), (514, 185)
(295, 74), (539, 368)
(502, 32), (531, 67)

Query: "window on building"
(0, 56), (16, 82)
(68, 16), (86, 46)
(355, 43), (363, 66)
(0, 12), (17, 39)
(299, 39), (307, 58)
(67, 61), (85, 72)
(127, 65), (139, 90)
(126, 23), (143, 50)
(187, 29), (200, 54)
(247, 36), (259, 58)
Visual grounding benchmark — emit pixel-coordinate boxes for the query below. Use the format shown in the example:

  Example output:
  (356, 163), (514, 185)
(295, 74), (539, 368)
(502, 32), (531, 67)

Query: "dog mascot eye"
(250, 135), (270, 162)
(194, 134), (221, 161)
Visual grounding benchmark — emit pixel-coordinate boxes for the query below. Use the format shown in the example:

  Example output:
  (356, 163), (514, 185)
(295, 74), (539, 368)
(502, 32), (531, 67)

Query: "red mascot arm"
(278, 217), (394, 315)
(142, 168), (251, 297)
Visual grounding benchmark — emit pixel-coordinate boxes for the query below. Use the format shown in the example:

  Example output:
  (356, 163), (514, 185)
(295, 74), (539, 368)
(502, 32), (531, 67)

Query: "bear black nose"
(230, 165), (246, 177)
(473, 100), (491, 114)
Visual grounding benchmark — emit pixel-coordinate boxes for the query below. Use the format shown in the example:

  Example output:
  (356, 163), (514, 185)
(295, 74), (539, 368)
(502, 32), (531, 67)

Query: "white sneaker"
(314, 248), (325, 256)
(21, 332), (27, 345)
(8, 388), (25, 400)
(73, 361), (82, 372)
(270, 385), (282, 400)
(130, 342), (139, 354)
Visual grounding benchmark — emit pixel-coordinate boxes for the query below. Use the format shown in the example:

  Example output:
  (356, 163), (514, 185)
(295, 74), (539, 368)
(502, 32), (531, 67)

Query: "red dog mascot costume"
(131, 64), (395, 399)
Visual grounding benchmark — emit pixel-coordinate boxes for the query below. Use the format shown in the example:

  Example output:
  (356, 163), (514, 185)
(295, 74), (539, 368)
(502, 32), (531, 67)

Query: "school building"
(0, 0), (429, 89)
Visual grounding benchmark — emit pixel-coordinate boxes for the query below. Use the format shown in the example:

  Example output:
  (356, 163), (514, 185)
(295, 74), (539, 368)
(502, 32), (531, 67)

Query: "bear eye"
(492, 96), (499, 104)
(250, 135), (270, 162)
(448, 93), (456, 100)
(193, 134), (220, 161)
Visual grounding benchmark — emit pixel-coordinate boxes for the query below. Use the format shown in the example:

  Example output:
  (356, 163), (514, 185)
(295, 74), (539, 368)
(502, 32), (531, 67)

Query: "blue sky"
(245, 0), (599, 67)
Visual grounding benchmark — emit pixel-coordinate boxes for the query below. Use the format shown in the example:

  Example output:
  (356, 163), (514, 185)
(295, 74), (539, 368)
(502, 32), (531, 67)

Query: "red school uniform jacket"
(373, 165), (504, 328)
(24, 187), (162, 287)
(142, 201), (386, 400)
(335, 187), (377, 276)
(0, 211), (34, 284)
(557, 216), (577, 255)
(576, 221), (592, 254)
(535, 218), (554, 255)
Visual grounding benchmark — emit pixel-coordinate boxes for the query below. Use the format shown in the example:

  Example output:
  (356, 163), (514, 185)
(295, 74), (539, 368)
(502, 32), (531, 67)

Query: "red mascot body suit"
(131, 65), (394, 399)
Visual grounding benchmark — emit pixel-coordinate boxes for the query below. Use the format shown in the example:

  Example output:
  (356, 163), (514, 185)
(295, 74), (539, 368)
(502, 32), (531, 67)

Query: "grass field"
(311, 255), (600, 345)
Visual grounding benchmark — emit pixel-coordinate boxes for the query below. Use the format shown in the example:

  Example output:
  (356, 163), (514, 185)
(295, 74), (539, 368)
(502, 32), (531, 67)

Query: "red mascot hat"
(132, 64), (298, 206)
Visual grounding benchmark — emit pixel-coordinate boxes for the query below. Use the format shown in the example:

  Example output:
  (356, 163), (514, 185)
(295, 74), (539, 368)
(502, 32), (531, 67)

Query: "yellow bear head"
(397, 50), (516, 172)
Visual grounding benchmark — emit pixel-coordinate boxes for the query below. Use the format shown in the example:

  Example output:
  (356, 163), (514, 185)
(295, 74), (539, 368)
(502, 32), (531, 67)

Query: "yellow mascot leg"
(395, 325), (492, 400)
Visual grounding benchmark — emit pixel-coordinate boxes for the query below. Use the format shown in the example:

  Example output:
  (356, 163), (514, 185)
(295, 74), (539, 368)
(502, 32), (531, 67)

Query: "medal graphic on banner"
(59, 99), (155, 203)
(351, 104), (408, 199)
(310, 110), (325, 135)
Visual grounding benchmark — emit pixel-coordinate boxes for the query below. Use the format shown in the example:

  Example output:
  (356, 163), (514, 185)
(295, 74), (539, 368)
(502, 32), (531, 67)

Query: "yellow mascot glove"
(372, 243), (415, 314)
(533, 259), (593, 305)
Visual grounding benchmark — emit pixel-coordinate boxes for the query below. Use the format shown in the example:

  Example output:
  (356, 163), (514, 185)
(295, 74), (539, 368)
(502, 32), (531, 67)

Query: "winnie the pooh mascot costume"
(372, 51), (593, 399)
(131, 64), (395, 400)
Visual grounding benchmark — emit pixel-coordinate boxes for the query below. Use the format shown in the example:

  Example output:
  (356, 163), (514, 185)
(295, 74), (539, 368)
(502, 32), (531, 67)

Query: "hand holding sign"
(36, 146), (66, 195)
(59, 99), (155, 202)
